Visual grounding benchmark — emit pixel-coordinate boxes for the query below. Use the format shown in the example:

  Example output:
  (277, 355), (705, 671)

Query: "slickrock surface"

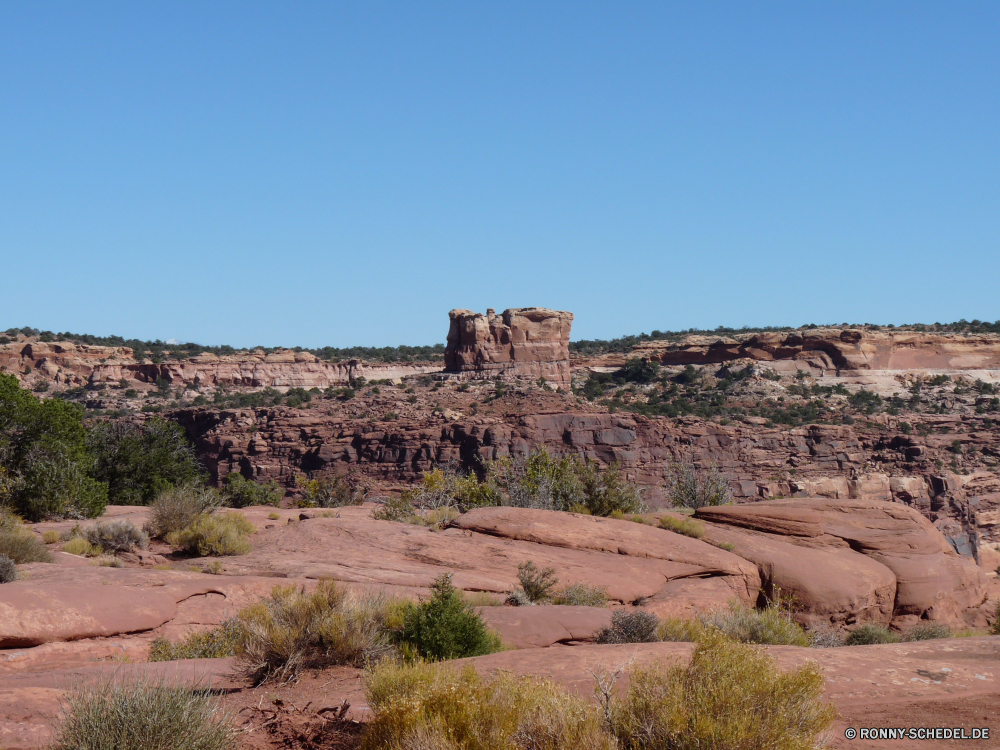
(445, 307), (574, 386)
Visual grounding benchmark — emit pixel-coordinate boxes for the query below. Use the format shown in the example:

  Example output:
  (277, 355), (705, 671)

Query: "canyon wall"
(445, 307), (574, 386)
(630, 328), (1000, 374)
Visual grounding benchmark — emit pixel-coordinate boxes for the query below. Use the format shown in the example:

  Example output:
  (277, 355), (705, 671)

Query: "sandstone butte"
(444, 307), (575, 387)
(4, 312), (1000, 747)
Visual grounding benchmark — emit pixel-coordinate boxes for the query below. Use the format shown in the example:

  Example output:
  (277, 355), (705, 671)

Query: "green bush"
(609, 632), (836, 750)
(0, 373), (107, 519)
(845, 623), (900, 646)
(664, 461), (732, 509)
(235, 581), (402, 684)
(700, 602), (811, 647)
(146, 483), (221, 539)
(221, 473), (283, 508)
(401, 574), (503, 661)
(596, 609), (660, 644)
(166, 512), (255, 556)
(362, 660), (615, 750)
(86, 418), (202, 505)
(0, 554), (16, 583)
(83, 520), (148, 554)
(149, 620), (241, 661)
(658, 514), (706, 539)
(50, 674), (236, 750)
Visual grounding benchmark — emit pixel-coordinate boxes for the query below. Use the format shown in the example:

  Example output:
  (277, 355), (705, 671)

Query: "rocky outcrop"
(696, 498), (990, 627)
(445, 308), (574, 386)
(0, 338), (438, 390)
(632, 328), (1000, 374)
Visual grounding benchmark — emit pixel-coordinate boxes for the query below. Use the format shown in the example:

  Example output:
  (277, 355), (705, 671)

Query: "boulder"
(697, 498), (987, 625)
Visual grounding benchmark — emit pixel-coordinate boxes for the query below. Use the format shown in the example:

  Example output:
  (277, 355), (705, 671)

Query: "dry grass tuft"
(149, 620), (241, 661)
(700, 602), (811, 647)
(235, 580), (403, 684)
(0, 508), (53, 563)
(166, 512), (254, 556)
(362, 661), (616, 750)
(658, 514), (706, 539)
(62, 537), (99, 556)
(42, 529), (61, 544)
(50, 673), (236, 750)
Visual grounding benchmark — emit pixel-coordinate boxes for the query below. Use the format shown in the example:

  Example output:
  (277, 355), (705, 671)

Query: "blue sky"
(1, 3), (997, 348)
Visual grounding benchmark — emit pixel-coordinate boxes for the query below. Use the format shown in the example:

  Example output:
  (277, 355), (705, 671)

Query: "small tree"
(400, 574), (502, 660)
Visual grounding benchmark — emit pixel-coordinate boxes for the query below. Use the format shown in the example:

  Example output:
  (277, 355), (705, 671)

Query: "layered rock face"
(445, 308), (574, 386)
(0, 339), (437, 390)
(631, 328), (1000, 374)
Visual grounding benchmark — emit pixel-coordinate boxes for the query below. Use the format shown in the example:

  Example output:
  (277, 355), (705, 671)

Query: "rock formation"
(0, 339), (437, 390)
(630, 328), (1000, 374)
(445, 308), (574, 386)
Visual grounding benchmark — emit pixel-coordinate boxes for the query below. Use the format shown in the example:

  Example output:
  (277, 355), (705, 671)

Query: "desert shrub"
(400, 574), (503, 661)
(50, 673), (236, 750)
(596, 609), (660, 644)
(166, 513), (254, 556)
(845, 623), (900, 646)
(371, 495), (418, 522)
(93, 554), (124, 567)
(609, 632), (836, 750)
(658, 514), (705, 539)
(807, 627), (844, 648)
(553, 582), (608, 607)
(221, 473), (283, 508)
(42, 529), (61, 544)
(902, 622), (951, 641)
(235, 580), (401, 684)
(516, 560), (558, 603)
(83, 520), (148, 554)
(296, 474), (364, 508)
(991, 601), (1000, 636)
(401, 467), (497, 512)
(149, 620), (241, 661)
(700, 602), (810, 647)
(487, 450), (646, 516)
(0, 554), (16, 583)
(62, 537), (98, 556)
(657, 617), (708, 642)
(86, 418), (202, 505)
(664, 461), (732, 509)
(0, 512), (53, 563)
(146, 483), (221, 539)
(0, 373), (108, 520)
(362, 660), (615, 750)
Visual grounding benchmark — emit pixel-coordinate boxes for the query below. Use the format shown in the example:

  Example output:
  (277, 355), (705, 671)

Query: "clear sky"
(1, 3), (998, 348)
